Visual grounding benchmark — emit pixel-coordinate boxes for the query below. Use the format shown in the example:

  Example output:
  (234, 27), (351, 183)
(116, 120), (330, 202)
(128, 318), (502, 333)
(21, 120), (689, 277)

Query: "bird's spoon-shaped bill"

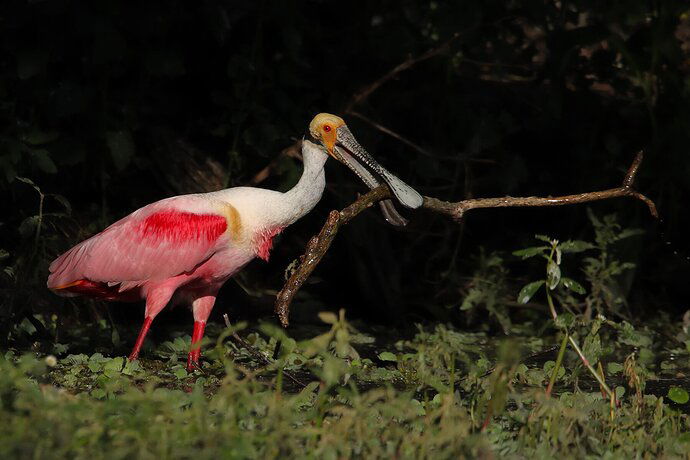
(331, 124), (423, 225)
(333, 146), (410, 226)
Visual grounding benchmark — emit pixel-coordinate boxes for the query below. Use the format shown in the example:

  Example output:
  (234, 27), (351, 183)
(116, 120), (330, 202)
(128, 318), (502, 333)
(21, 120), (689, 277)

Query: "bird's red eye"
(323, 125), (331, 132)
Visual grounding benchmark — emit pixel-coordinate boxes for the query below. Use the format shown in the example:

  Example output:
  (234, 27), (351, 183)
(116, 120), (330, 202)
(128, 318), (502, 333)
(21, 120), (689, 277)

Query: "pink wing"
(48, 196), (228, 291)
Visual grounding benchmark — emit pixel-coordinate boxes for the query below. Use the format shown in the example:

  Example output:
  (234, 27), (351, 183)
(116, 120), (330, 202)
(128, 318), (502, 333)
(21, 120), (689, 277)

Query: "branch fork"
(274, 151), (657, 327)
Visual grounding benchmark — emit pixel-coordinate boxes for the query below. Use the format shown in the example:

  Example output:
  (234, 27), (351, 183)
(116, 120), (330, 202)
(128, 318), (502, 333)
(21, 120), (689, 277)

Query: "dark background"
(1, 0), (689, 344)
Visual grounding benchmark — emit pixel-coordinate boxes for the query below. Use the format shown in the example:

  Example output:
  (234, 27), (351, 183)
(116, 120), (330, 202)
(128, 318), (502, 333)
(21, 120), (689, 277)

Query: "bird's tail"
(47, 241), (91, 295)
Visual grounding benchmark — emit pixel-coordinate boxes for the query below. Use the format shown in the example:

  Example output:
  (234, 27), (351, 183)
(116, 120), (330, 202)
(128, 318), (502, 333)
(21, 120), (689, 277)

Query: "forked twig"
(424, 151), (657, 220)
(274, 151), (657, 327)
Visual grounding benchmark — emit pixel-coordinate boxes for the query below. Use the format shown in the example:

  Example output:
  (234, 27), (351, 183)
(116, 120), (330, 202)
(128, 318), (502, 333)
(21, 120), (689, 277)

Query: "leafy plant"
(514, 234), (616, 404)
(582, 209), (644, 319)
(460, 249), (512, 333)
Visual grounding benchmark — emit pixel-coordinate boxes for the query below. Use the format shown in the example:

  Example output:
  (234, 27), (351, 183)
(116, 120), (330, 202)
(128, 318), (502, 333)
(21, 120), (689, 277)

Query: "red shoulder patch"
(139, 211), (227, 244)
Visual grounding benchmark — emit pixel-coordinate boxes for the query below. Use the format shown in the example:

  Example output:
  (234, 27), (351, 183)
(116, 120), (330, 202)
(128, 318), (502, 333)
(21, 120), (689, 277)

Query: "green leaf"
(523, 368), (546, 386)
(122, 359), (141, 376)
(607, 362), (624, 374)
(16, 176), (41, 193)
(618, 322), (652, 348)
(517, 280), (544, 304)
(51, 194), (72, 215)
(103, 357), (124, 373)
(292, 381), (319, 409)
(618, 228), (645, 240)
(512, 246), (548, 259)
(317, 312), (338, 325)
(547, 260), (561, 290)
(18, 216), (40, 237)
(88, 361), (102, 373)
(31, 149), (57, 174)
(24, 130), (60, 146)
(554, 312), (575, 329)
(615, 386), (626, 399)
(91, 388), (106, 399)
(173, 366), (188, 379)
(106, 130), (135, 171)
(543, 360), (565, 380)
(561, 277), (586, 295)
(534, 234), (552, 243)
(583, 332), (602, 365)
(667, 387), (689, 404)
(377, 351), (397, 362)
(89, 353), (107, 363)
(65, 354), (88, 365)
(559, 240), (595, 253)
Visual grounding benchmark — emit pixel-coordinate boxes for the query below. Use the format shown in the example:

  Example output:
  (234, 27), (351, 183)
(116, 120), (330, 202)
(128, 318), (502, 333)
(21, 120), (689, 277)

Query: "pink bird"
(47, 113), (422, 370)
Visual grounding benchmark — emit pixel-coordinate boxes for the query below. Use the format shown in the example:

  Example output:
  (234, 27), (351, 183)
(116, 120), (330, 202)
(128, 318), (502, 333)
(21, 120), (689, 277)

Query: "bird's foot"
(186, 351), (202, 372)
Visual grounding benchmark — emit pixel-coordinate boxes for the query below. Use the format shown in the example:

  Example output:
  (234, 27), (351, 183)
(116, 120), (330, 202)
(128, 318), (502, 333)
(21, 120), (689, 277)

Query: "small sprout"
(317, 311), (338, 325)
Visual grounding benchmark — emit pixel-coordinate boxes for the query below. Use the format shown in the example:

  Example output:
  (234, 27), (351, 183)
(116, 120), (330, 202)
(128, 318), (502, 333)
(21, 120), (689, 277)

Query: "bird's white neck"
(270, 140), (328, 228)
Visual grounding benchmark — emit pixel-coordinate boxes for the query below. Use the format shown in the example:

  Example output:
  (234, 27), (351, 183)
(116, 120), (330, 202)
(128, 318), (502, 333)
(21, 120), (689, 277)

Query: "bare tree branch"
(344, 33), (461, 113)
(424, 151), (657, 220)
(274, 151), (657, 327)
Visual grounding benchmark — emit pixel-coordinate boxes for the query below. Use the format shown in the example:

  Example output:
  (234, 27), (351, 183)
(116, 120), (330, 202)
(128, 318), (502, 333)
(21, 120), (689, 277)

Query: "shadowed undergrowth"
(3, 309), (690, 458)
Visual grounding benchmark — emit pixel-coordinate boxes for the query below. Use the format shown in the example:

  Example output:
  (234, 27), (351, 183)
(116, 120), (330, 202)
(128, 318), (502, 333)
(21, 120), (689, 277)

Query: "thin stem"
(546, 331), (568, 397)
(545, 279), (616, 404)
(34, 191), (44, 247)
(546, 283), (559, 322)
(566, 334), (615, 403)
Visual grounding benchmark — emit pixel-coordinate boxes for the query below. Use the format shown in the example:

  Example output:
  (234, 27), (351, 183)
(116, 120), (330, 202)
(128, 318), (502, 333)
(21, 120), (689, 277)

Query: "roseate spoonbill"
(47, 113), (422, 370)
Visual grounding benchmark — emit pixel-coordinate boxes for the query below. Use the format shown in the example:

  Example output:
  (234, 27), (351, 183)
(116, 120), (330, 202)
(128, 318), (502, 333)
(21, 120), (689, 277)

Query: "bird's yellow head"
(309, 113), (346, 157)
(305, 111), (424, 224)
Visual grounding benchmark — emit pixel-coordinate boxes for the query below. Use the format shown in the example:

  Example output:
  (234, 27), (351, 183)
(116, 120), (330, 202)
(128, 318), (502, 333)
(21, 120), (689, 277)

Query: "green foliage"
(2, 311), (690, 458)
(582, 210), (644, 318)
(459, 249), (512, 333)
(512, 212), (642, 320)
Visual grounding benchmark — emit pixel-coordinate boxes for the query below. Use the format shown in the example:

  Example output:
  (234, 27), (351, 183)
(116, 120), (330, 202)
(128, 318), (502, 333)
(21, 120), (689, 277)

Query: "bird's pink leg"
(187, 293), (217, 371)
(128, 316), (153, 361)
(128, 285), (176, 362)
